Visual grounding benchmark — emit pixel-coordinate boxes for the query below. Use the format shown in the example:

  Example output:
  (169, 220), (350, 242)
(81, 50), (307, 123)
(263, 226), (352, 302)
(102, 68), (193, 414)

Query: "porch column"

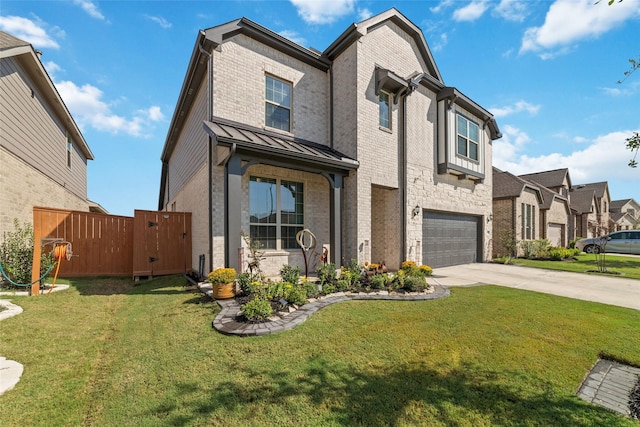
(329, 173), (343, 266)
(225, 155), (242, 271)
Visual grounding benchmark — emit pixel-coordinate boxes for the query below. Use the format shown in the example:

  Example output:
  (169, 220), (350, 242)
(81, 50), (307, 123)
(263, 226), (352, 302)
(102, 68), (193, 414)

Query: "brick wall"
(0, 147), (90, 237)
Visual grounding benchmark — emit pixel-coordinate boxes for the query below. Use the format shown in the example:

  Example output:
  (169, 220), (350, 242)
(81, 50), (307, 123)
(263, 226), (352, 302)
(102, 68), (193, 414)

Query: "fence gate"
(132, 210), (191, 279)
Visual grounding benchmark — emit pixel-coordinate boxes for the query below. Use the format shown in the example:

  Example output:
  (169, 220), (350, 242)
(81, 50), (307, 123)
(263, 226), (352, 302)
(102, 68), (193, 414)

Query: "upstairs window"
(379, 91), (390, 129)
(456, 114), (479, 161)
(250, 176), (304, 250)
(265, 75), (292, 132)
(66, 138), (72, 168)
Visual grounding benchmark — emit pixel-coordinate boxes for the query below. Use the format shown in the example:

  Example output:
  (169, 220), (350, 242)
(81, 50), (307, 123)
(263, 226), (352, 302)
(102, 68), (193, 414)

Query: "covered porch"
(203, 117), (358, 274)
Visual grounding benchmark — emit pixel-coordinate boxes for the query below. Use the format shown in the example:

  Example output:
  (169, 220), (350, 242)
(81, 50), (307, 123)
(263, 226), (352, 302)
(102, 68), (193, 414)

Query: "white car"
(575, 230), (640, 255)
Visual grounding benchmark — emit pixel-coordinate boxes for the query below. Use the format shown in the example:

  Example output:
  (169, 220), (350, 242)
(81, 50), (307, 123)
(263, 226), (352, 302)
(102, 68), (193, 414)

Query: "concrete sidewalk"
(431, 262), (640, 311)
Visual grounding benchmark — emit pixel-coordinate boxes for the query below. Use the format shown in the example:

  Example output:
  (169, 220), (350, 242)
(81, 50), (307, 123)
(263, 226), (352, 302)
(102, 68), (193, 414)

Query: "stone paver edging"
(0, 300), (23, 321)
(0, 300), (25, 396)
(199, 283), (449, 336)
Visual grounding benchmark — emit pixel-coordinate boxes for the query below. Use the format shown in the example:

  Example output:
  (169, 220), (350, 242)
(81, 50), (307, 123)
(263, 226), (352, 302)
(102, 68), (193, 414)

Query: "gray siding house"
(0, 31), (95, 236)
(158, 9), (501, 275)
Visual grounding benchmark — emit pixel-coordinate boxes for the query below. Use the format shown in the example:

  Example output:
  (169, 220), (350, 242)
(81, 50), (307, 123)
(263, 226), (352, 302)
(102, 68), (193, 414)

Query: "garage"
(547, 223), (564, 247)
(422, 211), (481, 268)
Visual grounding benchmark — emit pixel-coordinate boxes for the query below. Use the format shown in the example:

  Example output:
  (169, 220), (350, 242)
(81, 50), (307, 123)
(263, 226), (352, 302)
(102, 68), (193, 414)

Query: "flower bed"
(233, 260), (434, 323)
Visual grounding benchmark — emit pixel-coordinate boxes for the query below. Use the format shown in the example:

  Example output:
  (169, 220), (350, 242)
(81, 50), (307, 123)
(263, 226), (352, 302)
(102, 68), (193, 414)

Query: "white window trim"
(455, 113), (480, 162)
(378, 90), (391, 130)
(265, 74), (293, 133)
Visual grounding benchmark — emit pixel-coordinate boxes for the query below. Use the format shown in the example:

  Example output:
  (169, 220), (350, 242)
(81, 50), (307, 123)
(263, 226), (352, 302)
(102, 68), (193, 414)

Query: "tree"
(627, 132), (640, 168)
(599, 0), (640, 167)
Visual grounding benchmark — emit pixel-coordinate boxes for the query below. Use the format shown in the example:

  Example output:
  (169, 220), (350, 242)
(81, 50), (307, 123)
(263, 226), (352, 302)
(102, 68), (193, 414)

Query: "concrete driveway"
(431, 263), (640, 311)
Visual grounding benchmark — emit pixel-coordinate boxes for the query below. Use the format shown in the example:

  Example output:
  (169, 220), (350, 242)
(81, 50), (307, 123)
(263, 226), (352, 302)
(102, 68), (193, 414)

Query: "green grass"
(514, 254), (640, 280)
(1, 276), (639, 426)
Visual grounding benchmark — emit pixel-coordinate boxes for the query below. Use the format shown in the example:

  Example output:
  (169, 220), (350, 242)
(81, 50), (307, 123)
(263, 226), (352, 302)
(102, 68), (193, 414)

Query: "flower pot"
(212, 282), (235, 299)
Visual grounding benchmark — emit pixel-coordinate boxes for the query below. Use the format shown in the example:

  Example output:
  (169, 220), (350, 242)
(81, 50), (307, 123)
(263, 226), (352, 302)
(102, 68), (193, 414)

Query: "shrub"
(317, 262), (337, 285)
(242, 297), (273, 322)
(403, 275), (427, 292)
(401, 260), (417, 270)
(335, 279), (350, 292)
(208, 268), (236, 284)
(419, 265), (433, 277)
(370, 274), (386, 290)
(266, 281), (290, 300)
(520, 239), (550, 259)
(285, 285), (307, 306)
(237, 272), (252, 295)
(0, 219), (53, 287)
(322, 283), (336, 295)
(568, 237), (584, 249)
(390, 270), (404, 289)
(303, 279), (319, 299)
(280, 264), (301, 285)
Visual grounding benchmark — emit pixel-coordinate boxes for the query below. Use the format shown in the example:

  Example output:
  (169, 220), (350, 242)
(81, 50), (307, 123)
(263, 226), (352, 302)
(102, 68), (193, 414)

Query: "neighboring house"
(571, 182), (611, 238)
(0, 31), (95, 237)
(492, 168), (542, 257)
(158, 9), (500, 275)
(519, 168), (572, 198)
(568, 187), (599, 239)
(534, 183), (570, 247)
(610, 198), (640, 230)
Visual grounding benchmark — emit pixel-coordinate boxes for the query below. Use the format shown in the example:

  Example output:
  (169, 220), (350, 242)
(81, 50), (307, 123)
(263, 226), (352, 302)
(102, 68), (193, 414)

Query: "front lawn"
(514, 253), (640, 280)
(1, 276), (639, 426)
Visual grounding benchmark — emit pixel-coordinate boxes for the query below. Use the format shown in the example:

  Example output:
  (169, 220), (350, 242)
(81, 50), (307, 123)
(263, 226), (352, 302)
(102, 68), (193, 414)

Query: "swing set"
(0, 238), (73, 296)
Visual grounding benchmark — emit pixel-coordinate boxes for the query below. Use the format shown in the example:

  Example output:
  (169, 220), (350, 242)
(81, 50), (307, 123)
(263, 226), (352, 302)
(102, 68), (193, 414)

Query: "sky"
(1, 0), (639, 216)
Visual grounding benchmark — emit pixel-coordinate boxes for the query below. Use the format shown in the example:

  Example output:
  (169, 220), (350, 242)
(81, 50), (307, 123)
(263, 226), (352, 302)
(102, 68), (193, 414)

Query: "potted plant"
(208, 267), (237, 299)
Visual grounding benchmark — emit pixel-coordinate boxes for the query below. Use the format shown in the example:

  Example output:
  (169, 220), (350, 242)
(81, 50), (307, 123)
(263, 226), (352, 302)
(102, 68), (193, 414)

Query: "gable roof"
(571, 181), (609, 201)
(569, 188), (597, 214)
(493, 167), (542, 201)
(610, 199), (632, 210)
(324, 8), (442, 82)
(0, 31), (93, 160)
(518, 168), (571, 190)
(536, 183), (569, 211)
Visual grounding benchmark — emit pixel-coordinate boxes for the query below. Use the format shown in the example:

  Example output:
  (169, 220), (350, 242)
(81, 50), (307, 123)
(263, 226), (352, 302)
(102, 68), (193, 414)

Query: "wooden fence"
(31, 207), (191, 290)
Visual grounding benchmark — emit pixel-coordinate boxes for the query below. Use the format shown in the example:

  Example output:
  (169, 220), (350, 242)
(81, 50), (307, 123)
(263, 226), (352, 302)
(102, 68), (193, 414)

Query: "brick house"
(610, 198), (640, 231)
(570, 182), (611, 238)
(492, 168), (542, 256)
(158, 9), (501, 275)
(0, 31), (96, 237)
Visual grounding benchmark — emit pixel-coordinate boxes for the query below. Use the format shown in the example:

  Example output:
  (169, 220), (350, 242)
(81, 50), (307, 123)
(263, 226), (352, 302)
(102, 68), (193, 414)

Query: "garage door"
(547, 223), (563, 247)
(422, 211), (480, 268)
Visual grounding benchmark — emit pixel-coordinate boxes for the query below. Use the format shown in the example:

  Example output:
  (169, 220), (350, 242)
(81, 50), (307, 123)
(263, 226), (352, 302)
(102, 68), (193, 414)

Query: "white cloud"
(430, 33), (449, 53)
(146, 15), (172, 29)
(55, 80), (163, 138)
(430, 0), (455, 14)
(73, 0), (105, 20)
(520, 0), (640, 57)
(357, 8), (373, 21)
(493, 0), (529, 22)
(599, 80), (639, 97)
(278, 30), (307, 47)
(453, 0), (490, 22)
(44, 61), (62, 76)
(494, 129), (639, 182)
(289, 0), (355, 24)
(0, 16), (60, 49)
(490, 100), (540, 118)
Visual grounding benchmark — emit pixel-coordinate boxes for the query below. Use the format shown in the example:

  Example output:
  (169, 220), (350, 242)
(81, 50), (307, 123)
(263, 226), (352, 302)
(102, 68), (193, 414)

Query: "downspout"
(199, 35), (214, 273)
(400, 74), (426, 265)
(329, 63), (334, 150)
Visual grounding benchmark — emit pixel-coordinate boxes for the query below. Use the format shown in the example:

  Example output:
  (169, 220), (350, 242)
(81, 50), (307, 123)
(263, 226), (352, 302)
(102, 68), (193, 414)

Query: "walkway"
(199, 283), (450, 336)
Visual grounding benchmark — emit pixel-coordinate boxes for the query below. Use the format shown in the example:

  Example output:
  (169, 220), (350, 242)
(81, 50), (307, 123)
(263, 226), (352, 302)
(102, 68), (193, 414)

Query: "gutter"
(199, 36), (214, 273)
